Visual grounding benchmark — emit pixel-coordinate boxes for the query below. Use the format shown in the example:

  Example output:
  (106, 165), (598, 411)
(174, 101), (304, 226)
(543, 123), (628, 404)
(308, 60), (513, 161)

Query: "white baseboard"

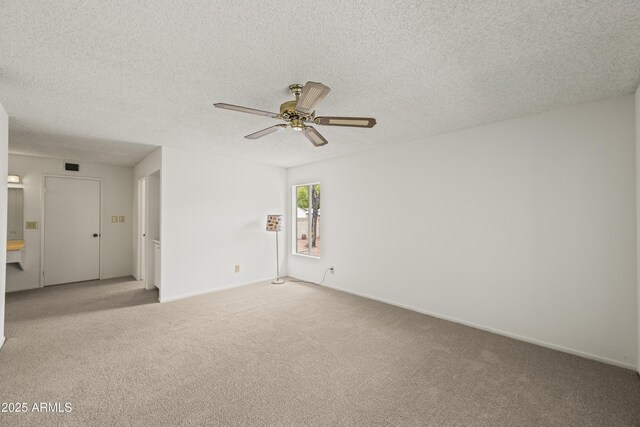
(102, 274), (137, 281)
(291, 277), (636, 371)
(0, 336), (5, 351)
(159, 277), (273, 303)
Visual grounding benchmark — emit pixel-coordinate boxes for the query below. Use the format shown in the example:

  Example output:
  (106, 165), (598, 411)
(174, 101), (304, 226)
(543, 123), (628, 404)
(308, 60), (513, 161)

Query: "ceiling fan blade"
(214, 103), (279, 119)
(314, 116), (377, 128)
(303, 126), (328, 147)
(244, 124), (287, 140)
(295, 82), (331, 114)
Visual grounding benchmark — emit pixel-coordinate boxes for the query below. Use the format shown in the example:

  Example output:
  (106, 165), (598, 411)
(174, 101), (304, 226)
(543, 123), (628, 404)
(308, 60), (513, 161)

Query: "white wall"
(0, 102), (8, 348)
(160, 146), (286, 302)
(6, 155), (133, 292)
(132, 148), (161, 282)
(288, 95), (638, 369)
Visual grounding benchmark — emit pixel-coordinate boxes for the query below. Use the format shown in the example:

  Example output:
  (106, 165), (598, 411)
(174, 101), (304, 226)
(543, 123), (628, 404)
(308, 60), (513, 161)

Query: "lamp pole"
(272, 229), (284, 284)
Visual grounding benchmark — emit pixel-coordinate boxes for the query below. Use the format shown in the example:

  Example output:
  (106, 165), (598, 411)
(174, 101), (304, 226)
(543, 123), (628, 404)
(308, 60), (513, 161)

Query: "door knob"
(93, 233), (99, 237)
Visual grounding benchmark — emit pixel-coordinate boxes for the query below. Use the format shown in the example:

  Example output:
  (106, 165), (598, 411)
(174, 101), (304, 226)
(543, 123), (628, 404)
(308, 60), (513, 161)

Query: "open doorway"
(135, 169), (160, 294)
(137, 177), (146, 283)
(145, 171), (160, 292)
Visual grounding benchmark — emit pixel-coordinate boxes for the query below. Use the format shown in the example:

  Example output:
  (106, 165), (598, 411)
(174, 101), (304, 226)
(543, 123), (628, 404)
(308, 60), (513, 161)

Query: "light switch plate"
(235, 264), (240, 273)
(26, 221), (38, 230)
(118, 216), (125, 223)
(112, 216), (118, 223)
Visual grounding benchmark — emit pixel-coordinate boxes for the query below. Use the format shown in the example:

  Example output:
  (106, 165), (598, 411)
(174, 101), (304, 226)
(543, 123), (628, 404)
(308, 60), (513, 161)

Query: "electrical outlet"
(235, 264), (240, 273)
(329, 266), (335, 274)
(112, 216), (118, 223)
(25, 221), (38, 230)
(118, 216), (125, 223)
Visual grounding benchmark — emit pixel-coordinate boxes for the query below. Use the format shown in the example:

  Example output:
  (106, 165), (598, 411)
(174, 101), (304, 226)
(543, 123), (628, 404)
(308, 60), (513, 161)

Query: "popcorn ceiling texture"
(1, 1), (639, 167)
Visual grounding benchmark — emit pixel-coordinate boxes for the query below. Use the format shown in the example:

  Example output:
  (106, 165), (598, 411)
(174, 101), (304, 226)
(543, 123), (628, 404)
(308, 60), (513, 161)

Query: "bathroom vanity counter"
(7, 239), (25, 251)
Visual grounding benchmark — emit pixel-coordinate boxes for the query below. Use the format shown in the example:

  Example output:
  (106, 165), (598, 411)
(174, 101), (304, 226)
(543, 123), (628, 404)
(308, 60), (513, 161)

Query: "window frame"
(291, 182), (321, 259)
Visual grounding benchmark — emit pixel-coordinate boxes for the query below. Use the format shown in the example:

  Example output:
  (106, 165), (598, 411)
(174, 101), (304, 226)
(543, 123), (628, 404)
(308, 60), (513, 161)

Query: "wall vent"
(64, 162), (80, 172)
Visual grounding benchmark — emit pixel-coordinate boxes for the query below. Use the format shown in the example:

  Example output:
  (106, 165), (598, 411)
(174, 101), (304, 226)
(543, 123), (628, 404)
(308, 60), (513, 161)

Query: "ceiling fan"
(214, 82), (376, 147)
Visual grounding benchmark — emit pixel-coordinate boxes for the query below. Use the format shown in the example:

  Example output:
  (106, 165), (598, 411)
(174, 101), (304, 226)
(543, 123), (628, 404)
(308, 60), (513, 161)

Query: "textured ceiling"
(1, 1), (639, 168)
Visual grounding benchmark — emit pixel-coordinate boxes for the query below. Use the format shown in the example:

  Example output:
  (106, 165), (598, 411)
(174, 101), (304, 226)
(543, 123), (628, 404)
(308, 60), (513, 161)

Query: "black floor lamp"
(266, 214), (284, 284)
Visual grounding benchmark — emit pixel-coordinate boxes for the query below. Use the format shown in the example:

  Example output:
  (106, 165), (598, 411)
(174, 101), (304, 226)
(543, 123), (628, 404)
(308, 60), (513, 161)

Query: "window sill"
(291, 252), (321, 259)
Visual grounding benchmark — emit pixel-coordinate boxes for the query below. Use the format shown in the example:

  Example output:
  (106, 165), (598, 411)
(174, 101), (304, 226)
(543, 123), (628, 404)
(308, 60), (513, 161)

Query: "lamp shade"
(266, 214), (283, 232)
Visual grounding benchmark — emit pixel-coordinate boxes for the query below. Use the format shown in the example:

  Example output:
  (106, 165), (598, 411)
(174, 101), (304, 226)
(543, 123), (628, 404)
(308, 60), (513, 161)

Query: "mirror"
(8, 187), (24, 240)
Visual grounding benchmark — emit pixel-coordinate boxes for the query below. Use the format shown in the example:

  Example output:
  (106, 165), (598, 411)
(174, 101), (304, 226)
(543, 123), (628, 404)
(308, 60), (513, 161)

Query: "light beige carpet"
(0, 277), (639, 426)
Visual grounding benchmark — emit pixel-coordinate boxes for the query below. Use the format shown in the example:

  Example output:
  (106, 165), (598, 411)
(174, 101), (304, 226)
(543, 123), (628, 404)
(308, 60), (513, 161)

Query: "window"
(294, 183), (321, 257)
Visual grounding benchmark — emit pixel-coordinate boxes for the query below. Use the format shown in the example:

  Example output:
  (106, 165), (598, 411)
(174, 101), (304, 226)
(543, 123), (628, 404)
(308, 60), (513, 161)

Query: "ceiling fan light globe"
(290, 118), (305, 131)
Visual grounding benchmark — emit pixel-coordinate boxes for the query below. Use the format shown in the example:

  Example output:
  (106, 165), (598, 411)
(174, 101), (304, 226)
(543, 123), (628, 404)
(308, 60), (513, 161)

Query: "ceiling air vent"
(64, 162), (80, 172)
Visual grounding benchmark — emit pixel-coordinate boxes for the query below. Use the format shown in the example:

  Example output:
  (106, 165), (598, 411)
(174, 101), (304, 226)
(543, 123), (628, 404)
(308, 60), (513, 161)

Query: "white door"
(44, 177), (101, 286)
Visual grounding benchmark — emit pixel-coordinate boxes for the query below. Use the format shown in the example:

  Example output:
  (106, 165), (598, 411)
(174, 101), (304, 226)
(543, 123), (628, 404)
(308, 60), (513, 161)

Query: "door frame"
(40, 174), (103, 287)
(137, 177), (146, 285)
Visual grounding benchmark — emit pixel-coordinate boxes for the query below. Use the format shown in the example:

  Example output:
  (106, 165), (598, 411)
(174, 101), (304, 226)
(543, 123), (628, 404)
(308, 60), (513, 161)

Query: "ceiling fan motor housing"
(280, 87), (314, 128)
(279, 100), (298, 119)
